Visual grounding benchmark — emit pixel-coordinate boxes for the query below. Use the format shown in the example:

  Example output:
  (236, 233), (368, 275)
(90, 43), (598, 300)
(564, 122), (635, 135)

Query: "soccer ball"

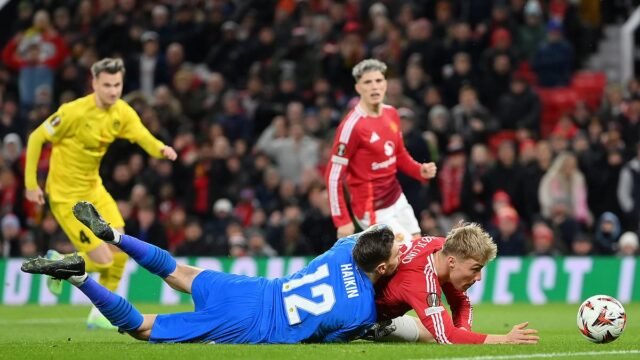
(577, 295), (627, 343)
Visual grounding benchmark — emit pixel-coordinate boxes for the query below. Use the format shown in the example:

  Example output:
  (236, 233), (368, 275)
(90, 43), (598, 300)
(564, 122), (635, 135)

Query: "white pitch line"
(409, 350), (640, 360)
(0, 318), (84, 325)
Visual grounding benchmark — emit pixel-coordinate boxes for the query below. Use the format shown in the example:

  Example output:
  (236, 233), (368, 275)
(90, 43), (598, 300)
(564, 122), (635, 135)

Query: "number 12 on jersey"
(282, 264), (336, 325)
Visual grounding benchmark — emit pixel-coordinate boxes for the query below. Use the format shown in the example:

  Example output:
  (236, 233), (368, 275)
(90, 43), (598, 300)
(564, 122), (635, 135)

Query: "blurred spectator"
(174, 217), (212, 256)
(403, 60), (430, 105)
(419, 209), (445, 237)
(529, 221), (562, 256)
(598, 84), (626, 123)
(451, 85), (496, 146)
(126, 198), (168, 250)
(616, 95), (640, 154)
(149, 5), (171, 50)
(532, 20), (574, 87)
(486, 140), (524, 213)
(426, 105), (453, 155)
(433, 0), (454, 40)
(256, 119), (319, 185)
(496, 75), (541, 134)
(617, 143), (640, 231)
(125, 31), (169, 99)
(247, 229), (277, 257)
(617, 231), (639, 256)
(445, 22), (482, 66)
(401, 18), (445, 86)
(437, 138), (467, 217)
(215, 91), (252, 143)
(165, 205), (186, 253)
(165, 42), (185, 85)
(398, 107), (432, 215)
(461, 143), (493, 224)
(593, 212), (621, 255)
(480, 27), (516, 76)
(385, 78), (415, 109)
(226, 221), (248, 257)
(539, 152), (592, 226)
(0, 100), (22, 140)
(490, 206), (527, 256)
(480, 53), (513, 111)
(280, 217), (312, 256)
(2, 9), (68, 109)
(201, 72), (227, 120)
(572, 232), (594, 256)
(520, 140), (552, 223)
(301, 183), (335, 254)
(443, 52), (480, 107)
(0, 162), (22, 220)
(517, 0), (546, 61)
(1, 213), (23, 256)
(33, 209), (72, 255)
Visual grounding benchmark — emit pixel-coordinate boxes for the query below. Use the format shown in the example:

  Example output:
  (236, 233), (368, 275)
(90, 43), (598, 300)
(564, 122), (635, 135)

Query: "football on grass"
(577, 295), (627, 343)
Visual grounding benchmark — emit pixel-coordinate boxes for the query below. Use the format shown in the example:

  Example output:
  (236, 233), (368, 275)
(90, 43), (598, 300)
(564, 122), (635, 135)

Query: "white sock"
(110, 228), (122, 245)
(68, 273), (88, 286)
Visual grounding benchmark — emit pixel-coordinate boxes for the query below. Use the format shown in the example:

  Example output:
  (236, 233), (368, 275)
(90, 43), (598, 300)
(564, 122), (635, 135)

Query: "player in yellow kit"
(24, 58), (177, 328)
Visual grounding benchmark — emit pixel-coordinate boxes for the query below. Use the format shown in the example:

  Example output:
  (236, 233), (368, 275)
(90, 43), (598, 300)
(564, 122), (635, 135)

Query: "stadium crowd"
(1, 0), (640, 258)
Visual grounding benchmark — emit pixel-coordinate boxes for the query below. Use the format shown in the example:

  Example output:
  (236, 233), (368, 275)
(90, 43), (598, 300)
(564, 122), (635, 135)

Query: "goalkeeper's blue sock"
(117, 234), (176, 278)
(76, 277), (143, 332)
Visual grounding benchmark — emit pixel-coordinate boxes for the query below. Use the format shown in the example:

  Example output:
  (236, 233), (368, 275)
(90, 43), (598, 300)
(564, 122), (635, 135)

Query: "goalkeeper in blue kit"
(22, 201), (401, 344)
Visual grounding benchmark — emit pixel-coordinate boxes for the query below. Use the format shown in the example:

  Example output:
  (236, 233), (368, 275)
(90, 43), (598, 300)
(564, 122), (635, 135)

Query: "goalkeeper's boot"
(72, 201), (114, 242)
(21, 254), (85, 279)
(86, 306), (117, 330)
(45, 250), (64, 296)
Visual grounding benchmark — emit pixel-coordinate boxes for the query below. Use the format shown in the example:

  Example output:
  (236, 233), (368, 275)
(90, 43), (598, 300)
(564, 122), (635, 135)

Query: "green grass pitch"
(0, 303), (638, 360)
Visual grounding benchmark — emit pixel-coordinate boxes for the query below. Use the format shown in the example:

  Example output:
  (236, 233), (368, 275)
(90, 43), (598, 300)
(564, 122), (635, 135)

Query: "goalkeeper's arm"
(24, 126), (49, 205)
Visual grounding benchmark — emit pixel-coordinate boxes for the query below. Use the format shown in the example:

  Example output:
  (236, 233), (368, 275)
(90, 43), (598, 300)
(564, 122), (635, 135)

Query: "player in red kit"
(372, 223), (540, 344)
(325, 59), (437, 242)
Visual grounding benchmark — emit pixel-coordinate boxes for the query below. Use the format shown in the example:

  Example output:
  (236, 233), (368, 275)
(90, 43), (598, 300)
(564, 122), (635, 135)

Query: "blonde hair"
(442, 222), (497, 264)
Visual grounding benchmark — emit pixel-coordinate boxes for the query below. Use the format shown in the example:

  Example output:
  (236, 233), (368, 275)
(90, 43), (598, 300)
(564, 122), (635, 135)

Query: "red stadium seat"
(536, 87), (579, 137)
(571, 71), (607, 110)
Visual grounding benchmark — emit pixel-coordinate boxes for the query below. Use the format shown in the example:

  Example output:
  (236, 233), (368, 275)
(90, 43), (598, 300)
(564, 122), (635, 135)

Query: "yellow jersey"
(25, 94), (166, 202)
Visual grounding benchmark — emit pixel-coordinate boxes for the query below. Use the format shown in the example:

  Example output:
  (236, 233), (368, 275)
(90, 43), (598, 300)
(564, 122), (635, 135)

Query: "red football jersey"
(325, 104), (424, 228)
(375, 237), (488, 344)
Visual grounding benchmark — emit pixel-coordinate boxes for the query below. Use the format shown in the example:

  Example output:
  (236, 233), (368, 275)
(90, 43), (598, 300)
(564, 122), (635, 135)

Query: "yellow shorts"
(48, 185), (125, 253)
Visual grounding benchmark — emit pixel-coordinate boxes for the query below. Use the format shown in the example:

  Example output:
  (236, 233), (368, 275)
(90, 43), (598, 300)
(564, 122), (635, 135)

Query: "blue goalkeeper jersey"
(150, 235), (377, 344)
(263, 234), (377, 343)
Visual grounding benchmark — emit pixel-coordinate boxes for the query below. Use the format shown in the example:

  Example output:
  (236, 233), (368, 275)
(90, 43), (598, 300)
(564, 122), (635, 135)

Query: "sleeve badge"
(337, 143), (347, 156)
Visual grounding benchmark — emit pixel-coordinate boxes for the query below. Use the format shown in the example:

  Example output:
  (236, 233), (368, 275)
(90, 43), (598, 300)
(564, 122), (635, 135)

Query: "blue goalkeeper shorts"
(149, 270), (269, 343)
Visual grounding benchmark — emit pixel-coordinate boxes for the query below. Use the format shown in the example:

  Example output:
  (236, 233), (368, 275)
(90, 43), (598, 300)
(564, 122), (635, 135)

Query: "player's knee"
(90, 259), (114, 270)
(374, 315), (421, 343)
(87, 244), (115, 264)
(128, 329), (151, 341)
(415, 318), (436, 343)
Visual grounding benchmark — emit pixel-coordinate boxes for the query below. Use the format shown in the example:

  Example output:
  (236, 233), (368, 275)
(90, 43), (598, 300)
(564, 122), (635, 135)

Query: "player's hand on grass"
(505, 322), (539, 344)
(25, 187), (45, 205)
(161, 145), (178, 161)
(337, 223), (355, 238)
(420, 162), (437, 179)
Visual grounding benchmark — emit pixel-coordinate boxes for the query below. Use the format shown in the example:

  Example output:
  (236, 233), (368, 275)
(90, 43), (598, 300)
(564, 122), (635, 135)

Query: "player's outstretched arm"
(420, 162), (438, 179)
(161, 145), (178, 161)
(25, 187), (45, 205)
(24, 126), (50, 205)
(484, 322), (539, 344)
